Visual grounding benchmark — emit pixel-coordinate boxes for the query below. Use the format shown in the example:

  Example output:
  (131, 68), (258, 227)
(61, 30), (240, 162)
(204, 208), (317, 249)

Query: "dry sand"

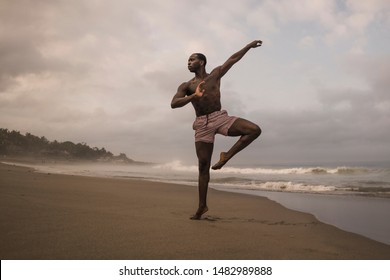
(1, 162), (389, 260)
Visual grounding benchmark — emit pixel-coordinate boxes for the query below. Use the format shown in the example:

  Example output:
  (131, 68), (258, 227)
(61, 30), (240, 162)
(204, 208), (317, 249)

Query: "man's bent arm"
(171, 82), (204, 109)
(219, 40), (262, 77)
(171, 92), (195, 109)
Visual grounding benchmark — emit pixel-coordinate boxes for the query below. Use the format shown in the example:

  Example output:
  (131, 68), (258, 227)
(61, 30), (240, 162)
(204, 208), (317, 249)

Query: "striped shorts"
(192, 110), (238, 143)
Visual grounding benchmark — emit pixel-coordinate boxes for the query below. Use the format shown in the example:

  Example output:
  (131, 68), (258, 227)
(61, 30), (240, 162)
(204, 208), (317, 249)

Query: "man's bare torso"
(185, 68), (222, 117)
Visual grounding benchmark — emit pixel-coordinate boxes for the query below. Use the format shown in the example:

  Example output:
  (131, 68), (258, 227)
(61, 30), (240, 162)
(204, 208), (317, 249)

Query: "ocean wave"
(211, 180), (337, 193)
(210, 179), (390, 197)
(154, 160), (373, 175)
(153, 160), (198, 172)
(218, 166), (373, 175)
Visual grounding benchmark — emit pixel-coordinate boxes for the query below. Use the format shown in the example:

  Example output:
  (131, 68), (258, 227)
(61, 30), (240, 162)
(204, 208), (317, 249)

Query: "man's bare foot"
(190, 206), (209, 220)
(212, 152), (229, 170)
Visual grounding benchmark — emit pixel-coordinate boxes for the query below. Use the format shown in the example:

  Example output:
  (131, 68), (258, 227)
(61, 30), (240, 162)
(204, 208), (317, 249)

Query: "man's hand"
(248, 40), (262, 48)
(194, 81), (205, 98)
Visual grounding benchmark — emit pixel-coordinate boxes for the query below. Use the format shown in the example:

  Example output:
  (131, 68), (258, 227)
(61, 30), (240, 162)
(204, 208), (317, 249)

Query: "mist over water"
(9, 160), (390, 197)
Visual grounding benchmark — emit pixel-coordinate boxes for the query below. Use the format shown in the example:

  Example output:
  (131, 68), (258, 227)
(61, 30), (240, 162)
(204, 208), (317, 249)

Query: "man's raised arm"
(219, 40), (262, 77)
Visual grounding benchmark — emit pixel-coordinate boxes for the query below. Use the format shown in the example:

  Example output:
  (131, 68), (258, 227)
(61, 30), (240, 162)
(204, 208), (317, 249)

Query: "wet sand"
(1, 162), (389, 259)
(216, 188), (390, 245)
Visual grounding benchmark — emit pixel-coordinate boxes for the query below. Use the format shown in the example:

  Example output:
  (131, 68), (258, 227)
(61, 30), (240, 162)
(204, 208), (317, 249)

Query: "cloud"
(298, 36), (316, 49)
(1, 0), (389, 164)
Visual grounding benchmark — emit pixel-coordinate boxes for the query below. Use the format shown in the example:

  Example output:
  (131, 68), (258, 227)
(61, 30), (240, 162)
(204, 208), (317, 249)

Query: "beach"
(1, 162), (390, 260)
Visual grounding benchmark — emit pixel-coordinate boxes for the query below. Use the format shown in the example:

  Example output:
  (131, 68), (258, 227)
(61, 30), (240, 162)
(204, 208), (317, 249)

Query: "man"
(171, 40), (262, 220)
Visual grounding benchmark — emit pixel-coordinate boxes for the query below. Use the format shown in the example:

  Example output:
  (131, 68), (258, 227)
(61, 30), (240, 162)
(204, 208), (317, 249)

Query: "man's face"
(187, 54), (202, 72)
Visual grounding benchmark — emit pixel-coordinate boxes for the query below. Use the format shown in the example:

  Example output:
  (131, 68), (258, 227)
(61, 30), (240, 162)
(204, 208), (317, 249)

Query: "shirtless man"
(171, 40), (262, 219)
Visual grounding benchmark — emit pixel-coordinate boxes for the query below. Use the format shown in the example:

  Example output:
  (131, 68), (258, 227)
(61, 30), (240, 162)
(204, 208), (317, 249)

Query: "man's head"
(188, 53), (207, 72)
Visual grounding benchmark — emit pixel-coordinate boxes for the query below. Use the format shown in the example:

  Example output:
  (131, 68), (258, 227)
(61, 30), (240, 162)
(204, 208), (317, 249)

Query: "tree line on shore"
(0, 128), (134, 162)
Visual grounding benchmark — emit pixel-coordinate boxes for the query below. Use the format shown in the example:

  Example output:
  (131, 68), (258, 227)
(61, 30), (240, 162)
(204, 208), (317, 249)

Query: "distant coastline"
(0, 128), (148, 165)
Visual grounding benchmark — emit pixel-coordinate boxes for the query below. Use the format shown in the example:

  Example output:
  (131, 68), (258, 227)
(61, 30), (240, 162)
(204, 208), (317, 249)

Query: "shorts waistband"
(195, 110), (226, 120)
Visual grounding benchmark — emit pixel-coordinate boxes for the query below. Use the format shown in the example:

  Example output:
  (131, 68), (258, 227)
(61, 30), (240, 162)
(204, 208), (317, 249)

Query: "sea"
(4, 160), (390, 245)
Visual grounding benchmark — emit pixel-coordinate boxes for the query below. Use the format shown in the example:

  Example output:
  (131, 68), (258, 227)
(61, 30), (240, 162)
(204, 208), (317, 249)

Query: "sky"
(1, 0), (390, 166)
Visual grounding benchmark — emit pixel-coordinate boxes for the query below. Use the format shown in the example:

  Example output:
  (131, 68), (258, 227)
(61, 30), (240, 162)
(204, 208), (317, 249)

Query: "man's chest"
(186, 78), (220, 95)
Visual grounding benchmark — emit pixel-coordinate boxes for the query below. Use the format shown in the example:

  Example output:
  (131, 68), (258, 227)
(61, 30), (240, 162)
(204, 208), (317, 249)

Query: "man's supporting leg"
(212, 118), (261, 170)
(191, 141), (214, 220)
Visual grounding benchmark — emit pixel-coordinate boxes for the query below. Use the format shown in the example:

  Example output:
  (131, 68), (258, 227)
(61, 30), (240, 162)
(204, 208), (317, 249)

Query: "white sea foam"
(153, 160), (369, 175)
(211, 180), (337, 193)
(151, 161), (390, 195)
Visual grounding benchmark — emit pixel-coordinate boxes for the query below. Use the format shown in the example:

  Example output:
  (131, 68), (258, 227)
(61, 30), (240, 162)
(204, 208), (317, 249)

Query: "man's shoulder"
(209, 66), (222, 78)
(181, 78), (195, 85)
(177, 81), (187, 90)
(177, 80), (193, 95)
(179, 78), (196, 89)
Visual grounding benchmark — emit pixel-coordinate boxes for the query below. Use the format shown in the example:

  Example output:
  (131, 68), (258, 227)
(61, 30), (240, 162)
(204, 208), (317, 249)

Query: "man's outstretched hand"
(248, 40), (262, 48)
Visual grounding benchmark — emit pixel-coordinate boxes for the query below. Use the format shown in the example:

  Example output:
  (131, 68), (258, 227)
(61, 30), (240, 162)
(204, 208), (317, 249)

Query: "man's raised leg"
(212, 118), (261, 170)
(191, 141), (213, 220)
